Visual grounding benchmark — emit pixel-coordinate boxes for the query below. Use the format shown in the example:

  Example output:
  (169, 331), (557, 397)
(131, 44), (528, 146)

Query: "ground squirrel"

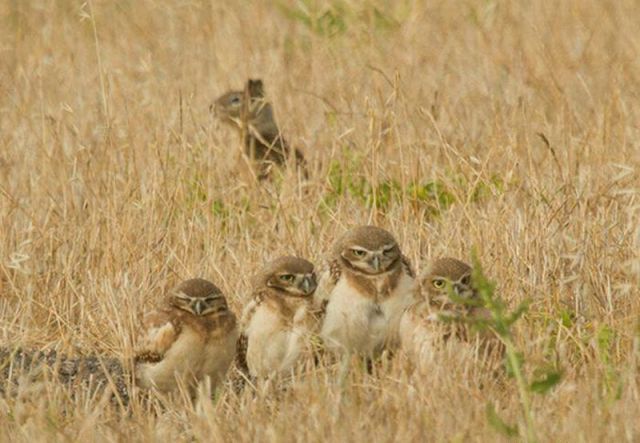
(213, 79), (307, 179)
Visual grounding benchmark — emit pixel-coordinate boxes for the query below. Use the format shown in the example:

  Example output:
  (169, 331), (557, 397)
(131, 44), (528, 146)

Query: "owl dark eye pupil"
(433, 279), (445, 288)
(230, 96), (241, 105)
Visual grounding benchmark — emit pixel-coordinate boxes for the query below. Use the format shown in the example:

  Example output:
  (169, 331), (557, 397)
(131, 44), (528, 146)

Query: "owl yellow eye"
(279, 274), (294, 282)
(352, 249), (366, 257)
(432, 279), (446, 289)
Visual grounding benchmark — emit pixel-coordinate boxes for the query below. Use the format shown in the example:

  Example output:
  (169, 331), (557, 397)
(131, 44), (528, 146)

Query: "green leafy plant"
(596, 325), (622, 402)
(276, 0), (348, 37)
(322, 157), (457, 215)
(186, 173), (208, 206)
(465, 252), (563, 442)
(276, 0), (406, 37)
(407, 180), (455, 216)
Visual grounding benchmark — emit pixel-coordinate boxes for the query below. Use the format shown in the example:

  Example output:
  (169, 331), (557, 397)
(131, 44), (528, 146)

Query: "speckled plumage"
(317, 226), (417, 356)
(134, 278), (238, 394)
(239, 256), (319, 378)
(399, 257), (503, 369)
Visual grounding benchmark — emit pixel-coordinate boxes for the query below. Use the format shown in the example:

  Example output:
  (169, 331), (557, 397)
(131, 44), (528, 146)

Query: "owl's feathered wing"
(401, 255), (416, 279)
(234, 298), (260, 377)
(312, 259), (340, 316)
(134, 309), (181, 364)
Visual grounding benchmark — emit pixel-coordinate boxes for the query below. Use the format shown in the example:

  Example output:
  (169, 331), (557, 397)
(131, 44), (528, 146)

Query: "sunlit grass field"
(1, 0), (639, 441)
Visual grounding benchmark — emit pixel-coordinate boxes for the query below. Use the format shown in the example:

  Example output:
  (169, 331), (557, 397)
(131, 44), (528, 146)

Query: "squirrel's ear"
(246, 79), (265, 98)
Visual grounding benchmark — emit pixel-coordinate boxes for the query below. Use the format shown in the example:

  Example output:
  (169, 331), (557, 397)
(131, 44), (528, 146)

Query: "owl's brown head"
(168, 278), (229, 316)
(255, 256), (317, 298)
(334, 225), (401, 275)
(422, 257), (476, 308)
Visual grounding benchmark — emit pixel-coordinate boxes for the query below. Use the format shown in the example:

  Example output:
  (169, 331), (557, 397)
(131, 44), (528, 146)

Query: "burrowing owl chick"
(135, 278), (238, 394)
(317, 226), (416, 357)
(239, 256), (318, 378)
(399, 257), (501, 366)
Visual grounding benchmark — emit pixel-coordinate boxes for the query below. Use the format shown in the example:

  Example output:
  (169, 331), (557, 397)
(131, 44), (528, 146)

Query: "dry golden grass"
(1, 0), (639, 441)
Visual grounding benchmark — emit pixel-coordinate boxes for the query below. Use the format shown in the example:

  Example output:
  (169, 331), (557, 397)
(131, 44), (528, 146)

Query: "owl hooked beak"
(192, 299), (206, 316)
(453, 283), (466, 297)
(370, 255), (381, 272)
(300, 275), (316, 295)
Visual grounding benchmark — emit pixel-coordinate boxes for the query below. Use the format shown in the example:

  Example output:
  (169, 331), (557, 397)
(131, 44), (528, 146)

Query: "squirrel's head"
(212, 79), (270, 127)
(212, 89), (243, 123)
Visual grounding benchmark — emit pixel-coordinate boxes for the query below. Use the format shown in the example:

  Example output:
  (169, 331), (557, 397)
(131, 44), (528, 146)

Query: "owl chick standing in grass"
(399, 257), (504, 373)
(134, 278), (238, 395)
(0, 278), (238, 404)
(238, 256), (319, 379)
(317, 226), (417, 361)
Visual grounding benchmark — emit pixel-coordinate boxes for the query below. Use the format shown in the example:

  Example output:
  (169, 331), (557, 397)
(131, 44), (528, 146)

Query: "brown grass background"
(1, 0), (639, 441)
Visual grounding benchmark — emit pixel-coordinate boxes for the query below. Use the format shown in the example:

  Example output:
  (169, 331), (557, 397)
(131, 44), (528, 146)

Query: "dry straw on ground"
(1, 0), (639, 441)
